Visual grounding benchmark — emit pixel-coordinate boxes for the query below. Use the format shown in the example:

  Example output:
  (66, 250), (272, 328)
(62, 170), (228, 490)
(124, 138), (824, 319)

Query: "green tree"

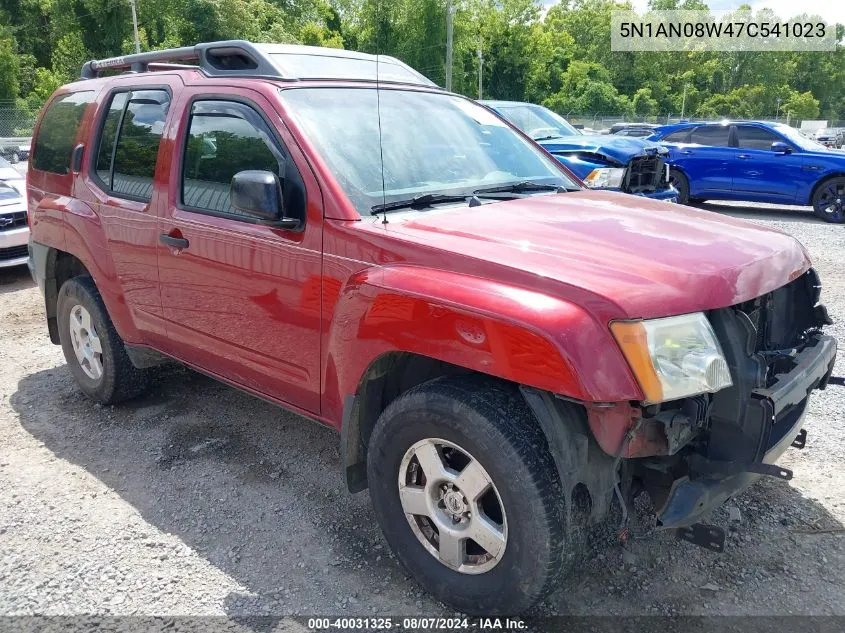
(632, 87), (657, 116)
(782, 91), (820, 121)
(0, 26), (20, 100)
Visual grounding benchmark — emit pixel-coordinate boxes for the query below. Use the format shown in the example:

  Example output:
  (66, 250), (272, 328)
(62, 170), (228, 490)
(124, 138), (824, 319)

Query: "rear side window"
(94, 89), (170, 202)
(32, 91), (95, 174)
(690, 125), (731, 147)
(736, 125), (780, 151)
(181, 100), (304, 218)
(662, 129), (691, 143)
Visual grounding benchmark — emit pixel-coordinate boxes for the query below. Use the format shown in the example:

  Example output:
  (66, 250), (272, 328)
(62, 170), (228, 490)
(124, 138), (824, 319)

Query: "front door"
(155, 89), (323, 413)
(730, 124), (802, 202)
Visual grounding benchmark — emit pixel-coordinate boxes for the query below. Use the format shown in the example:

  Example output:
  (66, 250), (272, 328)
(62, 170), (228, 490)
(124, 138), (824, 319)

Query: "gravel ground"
(0, 201), (844, 624)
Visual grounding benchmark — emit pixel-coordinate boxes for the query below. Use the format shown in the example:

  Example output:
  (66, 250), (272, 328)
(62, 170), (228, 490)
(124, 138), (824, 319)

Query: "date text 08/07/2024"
(306, 617), (527, 630)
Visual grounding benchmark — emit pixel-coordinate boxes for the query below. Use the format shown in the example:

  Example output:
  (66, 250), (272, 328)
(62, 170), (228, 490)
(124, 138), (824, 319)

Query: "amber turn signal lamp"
(610, 321), (664, 403)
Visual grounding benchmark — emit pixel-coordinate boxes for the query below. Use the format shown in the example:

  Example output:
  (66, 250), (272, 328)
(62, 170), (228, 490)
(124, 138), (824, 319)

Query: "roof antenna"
(375, 1), (388, 225)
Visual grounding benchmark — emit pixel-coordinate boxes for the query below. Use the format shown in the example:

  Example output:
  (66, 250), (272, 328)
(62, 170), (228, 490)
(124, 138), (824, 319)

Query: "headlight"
(583, 167), (626, 189)
(610, 313), (732, 403)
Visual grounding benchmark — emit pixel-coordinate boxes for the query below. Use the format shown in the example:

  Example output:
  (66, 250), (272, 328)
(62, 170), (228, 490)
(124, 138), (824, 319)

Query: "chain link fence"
(0, 105), (38, 138)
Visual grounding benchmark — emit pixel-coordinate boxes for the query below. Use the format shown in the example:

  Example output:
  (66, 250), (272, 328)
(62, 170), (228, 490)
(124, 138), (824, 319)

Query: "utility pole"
(477, 38), (483, 99)
(445, 0), (454, 91)
(775, 97), (782, 121)
(129, 0), (141, 54)
(680, 84), (688, 119)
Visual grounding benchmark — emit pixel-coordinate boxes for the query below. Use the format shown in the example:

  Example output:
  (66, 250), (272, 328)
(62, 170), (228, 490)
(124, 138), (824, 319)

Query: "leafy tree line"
(1, 0), (843, 133)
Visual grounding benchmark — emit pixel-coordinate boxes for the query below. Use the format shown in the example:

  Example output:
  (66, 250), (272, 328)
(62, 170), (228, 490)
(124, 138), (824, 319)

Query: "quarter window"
(736, 126), (781, 151)
(94, 89), (170, 202)
(33, 91), (95, 174)
(181, 100), (304, 218)
(690, 125), (731, 147)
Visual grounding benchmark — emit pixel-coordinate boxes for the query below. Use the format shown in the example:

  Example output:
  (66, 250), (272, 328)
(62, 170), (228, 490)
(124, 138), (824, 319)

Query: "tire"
(57, 276), (150, 404)
(811, 176), (845, 223)
(367, 376), (567, 614)
(669, 169), (704, 206)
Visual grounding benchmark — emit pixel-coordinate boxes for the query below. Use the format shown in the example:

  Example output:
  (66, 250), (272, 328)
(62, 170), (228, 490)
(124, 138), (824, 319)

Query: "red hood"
(383, 190), (810, 320)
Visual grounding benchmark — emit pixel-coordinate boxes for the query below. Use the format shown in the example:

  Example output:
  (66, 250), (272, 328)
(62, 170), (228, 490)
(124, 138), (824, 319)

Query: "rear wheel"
(57, 276), (150, 404)
(367, 376), (568, 614)
(811, 177), (845, 223)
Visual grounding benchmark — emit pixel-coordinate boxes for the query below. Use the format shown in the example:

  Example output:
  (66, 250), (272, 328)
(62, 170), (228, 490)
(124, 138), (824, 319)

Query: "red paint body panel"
(27, 71), (815, 450)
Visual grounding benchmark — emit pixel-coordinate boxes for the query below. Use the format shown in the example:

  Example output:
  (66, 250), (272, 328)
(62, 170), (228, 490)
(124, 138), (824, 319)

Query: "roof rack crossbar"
(80, 41), (281, 80)
(81, 45), (199, 78)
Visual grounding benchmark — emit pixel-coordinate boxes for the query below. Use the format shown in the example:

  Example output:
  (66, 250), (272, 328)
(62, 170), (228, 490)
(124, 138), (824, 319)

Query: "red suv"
(27, 41), (837, 614)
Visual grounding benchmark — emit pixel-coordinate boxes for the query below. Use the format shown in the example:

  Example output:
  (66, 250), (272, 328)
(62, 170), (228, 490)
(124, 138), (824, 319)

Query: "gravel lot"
(1, 201), (844, 624)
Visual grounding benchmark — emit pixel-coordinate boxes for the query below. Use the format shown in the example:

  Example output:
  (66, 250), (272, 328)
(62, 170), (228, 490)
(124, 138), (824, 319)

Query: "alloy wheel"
(69, 304), (103, 380)
(815, 181), (845, 221)
(397, 438), (507, 574)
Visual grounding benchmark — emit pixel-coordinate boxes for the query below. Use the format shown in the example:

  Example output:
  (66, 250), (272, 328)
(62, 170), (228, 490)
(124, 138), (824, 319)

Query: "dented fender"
(322, 264), (643, 425)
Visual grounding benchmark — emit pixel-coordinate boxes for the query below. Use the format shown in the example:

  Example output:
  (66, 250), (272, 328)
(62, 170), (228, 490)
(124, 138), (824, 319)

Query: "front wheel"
(367, 376), (568, 614)
(811, 177), (845, 223)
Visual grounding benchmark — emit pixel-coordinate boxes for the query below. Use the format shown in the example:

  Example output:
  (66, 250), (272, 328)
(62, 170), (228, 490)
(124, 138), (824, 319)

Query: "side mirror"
(230, 170), (299, 229)
(771, 141), (791, 154)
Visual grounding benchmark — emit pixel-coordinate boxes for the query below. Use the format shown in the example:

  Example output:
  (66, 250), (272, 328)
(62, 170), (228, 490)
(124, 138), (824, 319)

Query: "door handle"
(159, 233), (189, 249)
(737, 154), (751, 159)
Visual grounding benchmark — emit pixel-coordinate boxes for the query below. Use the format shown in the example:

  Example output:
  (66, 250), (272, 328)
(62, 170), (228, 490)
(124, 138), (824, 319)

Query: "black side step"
(676, 523), (726, 553)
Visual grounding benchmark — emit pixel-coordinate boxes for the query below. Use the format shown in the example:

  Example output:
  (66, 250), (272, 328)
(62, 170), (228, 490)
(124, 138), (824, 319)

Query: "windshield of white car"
(774, 124), (828, 151)
(494, 104), (581, 140)
(280, 88), (580, 216)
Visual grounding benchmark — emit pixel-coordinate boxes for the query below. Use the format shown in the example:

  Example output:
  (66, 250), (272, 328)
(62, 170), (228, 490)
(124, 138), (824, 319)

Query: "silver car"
(0, 180), (28, 268)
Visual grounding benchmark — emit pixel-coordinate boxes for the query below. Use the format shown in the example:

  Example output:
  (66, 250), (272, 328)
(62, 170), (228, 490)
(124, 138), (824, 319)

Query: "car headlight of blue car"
(583, 167), (626, 189)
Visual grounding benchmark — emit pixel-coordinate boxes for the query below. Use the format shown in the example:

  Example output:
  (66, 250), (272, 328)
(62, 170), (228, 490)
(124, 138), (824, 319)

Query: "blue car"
(650, 120), (845, 223)
(481, 101), (678, 202)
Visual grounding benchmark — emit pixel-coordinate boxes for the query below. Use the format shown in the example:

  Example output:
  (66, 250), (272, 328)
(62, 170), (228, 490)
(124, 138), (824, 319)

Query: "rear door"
(668, 125), (733, 196)
(155, 87), (323, 413)
(84, 78), (182, 343)
(730, 124), (803, 202)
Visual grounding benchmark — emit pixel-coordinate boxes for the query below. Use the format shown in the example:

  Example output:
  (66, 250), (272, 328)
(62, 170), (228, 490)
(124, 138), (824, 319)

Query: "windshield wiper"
(473, 181), (570, 195)
(370, 193), (471, 215)
(533, 134), (566, 141)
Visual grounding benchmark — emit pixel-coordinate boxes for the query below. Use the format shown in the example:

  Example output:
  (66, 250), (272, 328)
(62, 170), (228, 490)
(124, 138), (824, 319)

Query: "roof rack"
(79, 40), (437, 87)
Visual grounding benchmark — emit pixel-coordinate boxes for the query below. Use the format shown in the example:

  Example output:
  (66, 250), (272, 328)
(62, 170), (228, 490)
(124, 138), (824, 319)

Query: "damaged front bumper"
(657, 333), (837, 529)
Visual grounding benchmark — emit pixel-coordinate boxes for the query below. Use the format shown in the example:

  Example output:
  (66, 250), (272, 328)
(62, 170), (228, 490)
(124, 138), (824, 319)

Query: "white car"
(0, 157), (26, 195)
(0, 180), (28, 268)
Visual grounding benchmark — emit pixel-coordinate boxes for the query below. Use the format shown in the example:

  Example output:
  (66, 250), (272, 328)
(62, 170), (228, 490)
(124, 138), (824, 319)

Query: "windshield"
(775, 124), (828, 151)
(281, 88), (579, 216)
(494, 104), (580, 140)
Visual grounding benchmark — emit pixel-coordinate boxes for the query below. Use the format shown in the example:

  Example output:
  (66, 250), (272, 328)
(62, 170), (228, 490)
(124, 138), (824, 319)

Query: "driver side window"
(736, 126), (781, 151)
(180, 99), (305, 219)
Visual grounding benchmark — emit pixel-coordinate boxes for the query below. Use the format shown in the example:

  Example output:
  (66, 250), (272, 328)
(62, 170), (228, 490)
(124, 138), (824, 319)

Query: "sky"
(627, 0), (845, 24)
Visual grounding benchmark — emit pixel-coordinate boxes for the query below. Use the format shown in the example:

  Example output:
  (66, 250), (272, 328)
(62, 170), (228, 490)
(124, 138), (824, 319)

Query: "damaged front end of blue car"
(481, 101), (678, 202)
